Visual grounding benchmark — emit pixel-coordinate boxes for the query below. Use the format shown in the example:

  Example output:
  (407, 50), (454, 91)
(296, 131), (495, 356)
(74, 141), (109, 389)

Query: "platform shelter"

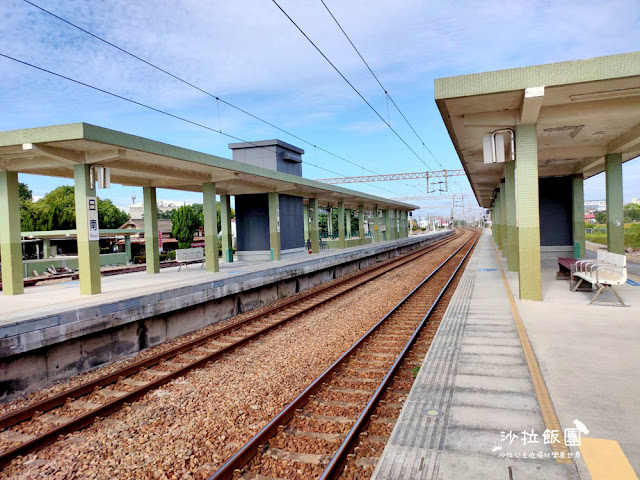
(0, 123), (415, 296)
(435, 52), (640, 300)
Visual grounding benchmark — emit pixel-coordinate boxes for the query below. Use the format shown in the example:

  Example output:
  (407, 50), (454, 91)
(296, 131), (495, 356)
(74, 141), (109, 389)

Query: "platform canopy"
(0, 123), (417, 211)
(435, 51), (640, 207)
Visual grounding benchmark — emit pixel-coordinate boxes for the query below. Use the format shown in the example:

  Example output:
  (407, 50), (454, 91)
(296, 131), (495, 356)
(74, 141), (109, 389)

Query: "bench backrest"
(176, 247), (205, 262)
(597, 250), (607, 263)
(602, 252), (627, 284)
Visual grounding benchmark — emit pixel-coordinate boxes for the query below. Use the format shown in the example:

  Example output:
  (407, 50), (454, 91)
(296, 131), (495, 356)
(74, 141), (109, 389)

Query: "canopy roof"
(435, 51), (640, 207)
(0, 123), (416, 211)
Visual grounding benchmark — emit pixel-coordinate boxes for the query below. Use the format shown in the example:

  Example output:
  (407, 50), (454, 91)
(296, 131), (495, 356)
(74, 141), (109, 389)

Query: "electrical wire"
(271, 0), (437, 175)
(0, 52), (405, 197)
(21, 0), (419, 195)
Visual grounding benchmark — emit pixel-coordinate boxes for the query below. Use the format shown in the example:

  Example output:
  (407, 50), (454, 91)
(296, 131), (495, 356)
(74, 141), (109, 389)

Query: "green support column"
(346, 209), (351, 238)
(337, 202), (346, 249)
(505, 162), (518, 271)
(124, 236), (131, 263)
(605, 153), (624, 255)
(220, 194), (233, 263)
(0, 171), (24, 295)
(327, 207), (333, 239)
(268, 192), (281, 261)
(43, 238), (51, 259)
(74, 165), (101, 294)
(309, 198), (320, 253)
(143, 186), (160, 274)
(203, 182), (219, 273)
(572, 175), (586, 258)
(303, 204), (309, 242)
(358, 205), (365, 245)
(494, 192), (501, 249)
(372, 208), (380, 243)
(500, 180), (507, 257)
(516, 124), (542, 301)
(383, 210), (390, 241)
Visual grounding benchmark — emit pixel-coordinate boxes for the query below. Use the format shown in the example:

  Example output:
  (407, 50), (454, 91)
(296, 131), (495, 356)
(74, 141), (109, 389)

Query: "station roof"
(435, 51), (640, 207)
(0, 123), (417, 211)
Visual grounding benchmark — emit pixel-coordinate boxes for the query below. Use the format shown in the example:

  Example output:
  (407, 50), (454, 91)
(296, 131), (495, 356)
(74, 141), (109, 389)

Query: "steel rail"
(319, 230), (479, 479)
(207, 229), (478, 480)
(0, 232), (461, 468)
(0, 232), (458, 430)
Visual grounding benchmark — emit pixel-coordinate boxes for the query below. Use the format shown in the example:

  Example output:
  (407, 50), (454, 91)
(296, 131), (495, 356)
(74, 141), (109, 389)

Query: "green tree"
(594, 211), (607, 225)
(98, 198), (129, 229)
(171, 205), (200, 249)
(19, 185), (128, 231)
(19, 182), (32, 202)
(624, 203), (640, 222)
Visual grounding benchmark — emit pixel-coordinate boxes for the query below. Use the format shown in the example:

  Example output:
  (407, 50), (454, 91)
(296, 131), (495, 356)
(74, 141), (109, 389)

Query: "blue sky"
(1, 0), (639, 218)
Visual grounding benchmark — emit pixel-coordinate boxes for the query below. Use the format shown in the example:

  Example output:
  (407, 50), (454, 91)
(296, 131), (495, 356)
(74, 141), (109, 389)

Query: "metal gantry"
(317, 169), (466, 193)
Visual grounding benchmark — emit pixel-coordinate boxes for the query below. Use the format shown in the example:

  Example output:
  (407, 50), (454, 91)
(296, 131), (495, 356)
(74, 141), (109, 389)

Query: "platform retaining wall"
(0, 232), (451, 400)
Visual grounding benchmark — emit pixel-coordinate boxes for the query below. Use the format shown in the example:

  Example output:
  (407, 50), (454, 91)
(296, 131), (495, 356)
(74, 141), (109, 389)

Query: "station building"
(435, 51), (640, 300)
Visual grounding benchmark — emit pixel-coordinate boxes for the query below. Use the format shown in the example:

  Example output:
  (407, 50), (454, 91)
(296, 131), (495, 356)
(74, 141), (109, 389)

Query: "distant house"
(118, 218), (177, 254)
(584, 213), (597, 224)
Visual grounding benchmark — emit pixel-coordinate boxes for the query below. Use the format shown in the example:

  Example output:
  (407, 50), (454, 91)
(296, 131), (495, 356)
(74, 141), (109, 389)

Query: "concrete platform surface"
(372, 232), (582, 480)
(507, 244), (640, 477)
(0, 232), (448, 358)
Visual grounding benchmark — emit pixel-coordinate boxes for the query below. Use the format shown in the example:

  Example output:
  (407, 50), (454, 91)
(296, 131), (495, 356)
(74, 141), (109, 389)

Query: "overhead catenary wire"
(271, 0), (439, 175)
(318, 0), (444, 171)
(21, 0), (422, 195)
(0, 52), (406, 197)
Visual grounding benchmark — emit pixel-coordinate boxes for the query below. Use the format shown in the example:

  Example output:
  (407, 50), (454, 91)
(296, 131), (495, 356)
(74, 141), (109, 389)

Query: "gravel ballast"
(1, 232), (472, 479)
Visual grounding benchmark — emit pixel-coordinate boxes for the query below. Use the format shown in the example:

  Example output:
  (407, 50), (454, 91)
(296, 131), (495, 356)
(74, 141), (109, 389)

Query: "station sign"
(87, 196), (99, 241)
(276, 208), (280, 232)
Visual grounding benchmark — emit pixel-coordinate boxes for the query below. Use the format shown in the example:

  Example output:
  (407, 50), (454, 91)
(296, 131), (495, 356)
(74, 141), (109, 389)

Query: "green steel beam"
(327, 206), (333, 238)
(605, 153), (625, 255)
(572, 175), (586, 258)
(220, 194), (233, 263)
(515, 124), (542, 301)
(203, 182), (219, 273)
(268, 192), (281, 261)
(337, 202), (345, 249)
(143, 186), (160, 274)
(309, 198), (320, 253)
(505, 162), (518, 271)
(74, 164), (101, 294)
(0, 171), (24, 295)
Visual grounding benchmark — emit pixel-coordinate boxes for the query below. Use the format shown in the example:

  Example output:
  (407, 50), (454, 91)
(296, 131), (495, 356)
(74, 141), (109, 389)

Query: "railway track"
(0, 231), (464, 468)
(208, 229), (479, 480)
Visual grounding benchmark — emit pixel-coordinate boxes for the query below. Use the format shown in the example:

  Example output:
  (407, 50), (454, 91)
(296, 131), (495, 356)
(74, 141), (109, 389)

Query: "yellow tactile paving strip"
(492, 243), (573, 464)
(580, 438), (639, 480)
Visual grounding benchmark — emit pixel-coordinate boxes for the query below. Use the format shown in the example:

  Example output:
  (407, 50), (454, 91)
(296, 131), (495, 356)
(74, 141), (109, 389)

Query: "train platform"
(372, 230), (640, 480)
(0, 231), (450, 397)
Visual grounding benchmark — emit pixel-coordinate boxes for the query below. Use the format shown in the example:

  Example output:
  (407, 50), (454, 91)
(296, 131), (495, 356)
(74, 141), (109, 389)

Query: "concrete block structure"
(435, 51), (640, 300)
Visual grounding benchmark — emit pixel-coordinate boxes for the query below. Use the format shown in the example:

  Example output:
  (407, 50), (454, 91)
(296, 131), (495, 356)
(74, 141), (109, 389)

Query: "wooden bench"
(557, 257), (592, 292)
(572, 251), (629, 306)
(175, 247), (206, 271)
